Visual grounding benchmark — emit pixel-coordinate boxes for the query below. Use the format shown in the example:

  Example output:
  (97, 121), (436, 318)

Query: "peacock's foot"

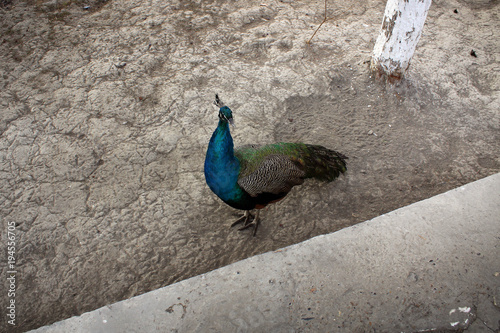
(231, 210), (260, 236)
(231, 210), (253, 227)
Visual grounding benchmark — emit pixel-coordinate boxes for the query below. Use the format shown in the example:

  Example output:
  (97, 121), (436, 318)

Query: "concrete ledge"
(31, 173), (500, 332)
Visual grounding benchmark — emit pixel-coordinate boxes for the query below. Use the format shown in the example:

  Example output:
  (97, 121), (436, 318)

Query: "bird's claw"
(231, 211), (253, 228)
(231, 211), (260, 236)
(238, 221), (259, 236)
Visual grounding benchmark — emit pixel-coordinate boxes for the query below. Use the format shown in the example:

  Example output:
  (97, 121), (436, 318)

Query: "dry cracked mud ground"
(0, 0), (499, 331)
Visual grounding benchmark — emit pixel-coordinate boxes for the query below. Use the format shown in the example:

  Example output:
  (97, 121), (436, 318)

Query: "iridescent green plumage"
(236, 143), (346, 181)
(204, 96), (347, 236)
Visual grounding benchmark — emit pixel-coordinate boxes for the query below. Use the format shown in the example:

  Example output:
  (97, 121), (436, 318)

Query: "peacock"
(204, 95), (347, 236)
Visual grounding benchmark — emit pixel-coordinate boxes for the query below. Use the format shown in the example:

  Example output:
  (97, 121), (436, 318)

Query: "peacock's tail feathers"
(299, 144), (347, 181)
(235, 143), (347, 196)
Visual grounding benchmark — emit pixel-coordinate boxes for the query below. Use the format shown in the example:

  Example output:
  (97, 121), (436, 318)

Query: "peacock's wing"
(234, 143), (307, 197)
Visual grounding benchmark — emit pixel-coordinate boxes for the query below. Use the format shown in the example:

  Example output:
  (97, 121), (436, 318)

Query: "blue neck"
(204, 120), (242, 203)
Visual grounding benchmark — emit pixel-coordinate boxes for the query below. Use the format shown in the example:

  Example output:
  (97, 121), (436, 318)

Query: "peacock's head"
(219, 106), (234, 126)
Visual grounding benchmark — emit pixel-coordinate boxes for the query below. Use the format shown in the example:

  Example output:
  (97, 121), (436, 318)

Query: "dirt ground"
(0, 0), (498, 331)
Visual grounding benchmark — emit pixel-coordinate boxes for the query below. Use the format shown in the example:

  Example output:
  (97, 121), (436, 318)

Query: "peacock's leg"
(231, 211), (253, 228)
(237, 210), (260, 236)
(230, 210), (260, 236)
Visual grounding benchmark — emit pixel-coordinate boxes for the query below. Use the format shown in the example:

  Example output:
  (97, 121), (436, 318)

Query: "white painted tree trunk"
(371, 0), (432, 79)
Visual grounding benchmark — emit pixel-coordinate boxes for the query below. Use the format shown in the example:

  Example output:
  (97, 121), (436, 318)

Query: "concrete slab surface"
(30, 173), (500, 333)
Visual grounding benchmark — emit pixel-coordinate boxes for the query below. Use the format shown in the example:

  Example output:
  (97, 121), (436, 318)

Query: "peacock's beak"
(228, 118), (235, 127)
